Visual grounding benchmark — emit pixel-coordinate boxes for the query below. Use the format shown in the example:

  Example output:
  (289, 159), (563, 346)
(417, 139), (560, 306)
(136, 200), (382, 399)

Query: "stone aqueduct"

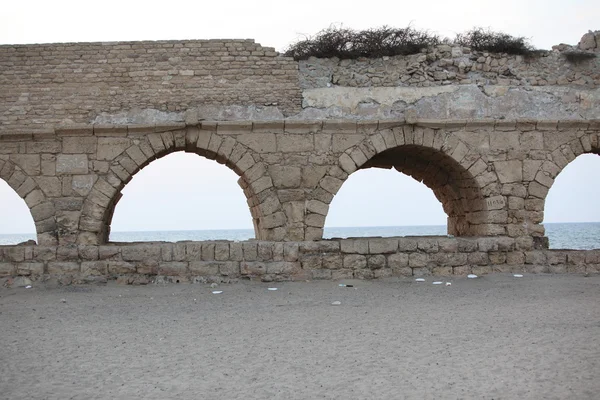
(0, 33), (599, 282)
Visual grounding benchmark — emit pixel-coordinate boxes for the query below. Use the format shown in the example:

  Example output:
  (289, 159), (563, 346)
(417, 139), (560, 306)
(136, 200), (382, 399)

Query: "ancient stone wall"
(1, 236), (598, 284)
(1, 32), (599, 130)
(0, 40), (301, 132)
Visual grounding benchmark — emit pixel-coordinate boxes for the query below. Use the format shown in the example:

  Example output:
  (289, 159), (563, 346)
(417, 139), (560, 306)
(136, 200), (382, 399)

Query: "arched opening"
(543, 153), (600, 249)
(0, 179), (36, 245)
(108, 151), (255, 242)
(324, 168), (447, 238)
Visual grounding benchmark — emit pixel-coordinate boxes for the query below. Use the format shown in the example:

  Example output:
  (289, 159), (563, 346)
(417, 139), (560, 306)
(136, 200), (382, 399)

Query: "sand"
(1, 274), (599, 399)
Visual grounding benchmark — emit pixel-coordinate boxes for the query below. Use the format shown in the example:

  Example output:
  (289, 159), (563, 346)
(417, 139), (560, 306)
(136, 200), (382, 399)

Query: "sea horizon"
(1, 222), (599, 250)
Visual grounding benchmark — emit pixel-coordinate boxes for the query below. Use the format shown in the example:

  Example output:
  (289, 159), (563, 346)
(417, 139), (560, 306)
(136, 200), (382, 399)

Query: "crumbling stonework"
(1, 236), (598, 284)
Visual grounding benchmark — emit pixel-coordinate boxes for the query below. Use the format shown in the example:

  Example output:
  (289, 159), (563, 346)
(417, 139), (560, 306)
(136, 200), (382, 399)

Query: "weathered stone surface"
(56, 155), (88, 175)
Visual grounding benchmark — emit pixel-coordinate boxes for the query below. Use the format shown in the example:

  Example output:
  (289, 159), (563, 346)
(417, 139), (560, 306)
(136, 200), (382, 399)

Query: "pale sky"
(0, 0), (599, 234)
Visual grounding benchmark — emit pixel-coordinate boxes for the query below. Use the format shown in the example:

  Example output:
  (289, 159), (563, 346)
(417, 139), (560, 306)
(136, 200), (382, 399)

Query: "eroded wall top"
(0, 39), (301, 132)
(0, 31), (599, 132)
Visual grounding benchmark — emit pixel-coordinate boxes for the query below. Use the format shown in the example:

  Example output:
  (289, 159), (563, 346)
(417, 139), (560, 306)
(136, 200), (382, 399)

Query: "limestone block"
(201, 243), (216, 261)
(368, 238), (398, 254)
(301, 255), (322, 269)
(332, 134), (364, 153)
(63, 137), (96, 154)
(214, 243), (230, 261)
(368, 254), (386, 269)
(31, 201), (55, 221)
(56, 154), (88, 175)
(266, 261), (299, 275)
(257, 242), (273, 260)
(301, 165), (329, 188)
(121, 244), (161, 261)
(32, 246), (56, 261)
(35, 177), (62, 197)
(237, 133), (276, 153)
(10, 154), (40, 175)
(81, 261), (108, 276)
(306, 200), (329, 216)
(528, 181), (549, 199)
(322, 254), (342, 270)
(15, 262), (43, 276)
(417, 238), (438, 253)
(0, 262), (15, 277)
(188, 261), (220, 276)
(220, 261), (241, 276)
(269, 166), (301, 188)
(71, 175), (96, 196)
(277, 134), (314, 153)
(354, 269), (374, 279)
(48, 261), (80, 274)
(468, 252), (489, 265)
(398, 238), (418, 252)
(435, 238), (456, 252)
(305, 213), (325, 228)
(126, 146), (148, 167)
(24, 189), (45, 208)
(300, 241), (339, 253)
(339, 153), (357, 174)
(98, 245), (120, 260)
(408, 253), (428, 267)
(340, 239), (369, 254)
(226, 242), (242, 261)
(240, 261), (266, 276)
(494, 160), (522, 183)
(158, 262), (188, 276)
(243, 242), (258, 261)
(343, 254), (367, 269)
(283, 243), (299, 261)
(261, 212), (286, 229)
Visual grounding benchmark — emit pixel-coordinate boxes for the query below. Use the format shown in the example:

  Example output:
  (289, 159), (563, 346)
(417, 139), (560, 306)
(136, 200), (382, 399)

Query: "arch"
(526, 131), (599, 238)
(0, 158), (56, 245)
(78, 126), (284, 245)
(310, 126), (491, 240)
(109, 151), (255, 239)
(323, 167), (447, 237)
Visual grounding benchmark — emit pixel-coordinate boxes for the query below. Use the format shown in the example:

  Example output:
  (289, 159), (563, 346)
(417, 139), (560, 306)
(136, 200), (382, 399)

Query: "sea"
(0, 222), (599, 250)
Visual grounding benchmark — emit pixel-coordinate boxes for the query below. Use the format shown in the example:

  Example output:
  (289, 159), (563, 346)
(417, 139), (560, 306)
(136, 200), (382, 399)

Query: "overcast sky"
(0, 0), (598, 234)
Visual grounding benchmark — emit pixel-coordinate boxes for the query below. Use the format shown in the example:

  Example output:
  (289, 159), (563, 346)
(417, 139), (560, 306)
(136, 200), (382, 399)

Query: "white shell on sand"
(212, 291), (223, 294)
(268, 288), (278, 291)
(433, 281), (443, 285)
(331, 301), (341, 305)
(415, 278), (425, 282)
(513, 274), (524, 278)
(25, 285), (32, 289)
(445, 282), (452, 286)
(467, 274), (478, 279)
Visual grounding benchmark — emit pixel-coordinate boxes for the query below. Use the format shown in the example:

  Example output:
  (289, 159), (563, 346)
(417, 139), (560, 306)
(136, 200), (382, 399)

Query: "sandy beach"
(1, 274), (599, 399)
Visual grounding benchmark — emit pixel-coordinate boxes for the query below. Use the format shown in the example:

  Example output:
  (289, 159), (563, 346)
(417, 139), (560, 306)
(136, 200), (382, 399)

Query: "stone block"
(368, 254), (386, 269)
(121, 244), (161, 261)
(322, 254), (342, 270)
(48, 261), (80, 274)
(98, 246), (121, 260)
(108, 261), (136, 274)
(63, 137), (97, 154)
(240, 261), (266, 276)
(266, 261), (299, 275)
(158, 262), (188, 276)
(81, 261), (108, 276)
(56, 154), (88, 175)
(368, 238), (398, 254)
(332, 269), (354, 280)
(408, 253), (428, 267)
(494, 160), (522, 183)
(340, 239), (369, 254)
(343, 254), (367, 269)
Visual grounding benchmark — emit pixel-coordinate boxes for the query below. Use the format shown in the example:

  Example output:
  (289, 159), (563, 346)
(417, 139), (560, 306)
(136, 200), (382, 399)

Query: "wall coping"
(1, 119), (599, 141)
